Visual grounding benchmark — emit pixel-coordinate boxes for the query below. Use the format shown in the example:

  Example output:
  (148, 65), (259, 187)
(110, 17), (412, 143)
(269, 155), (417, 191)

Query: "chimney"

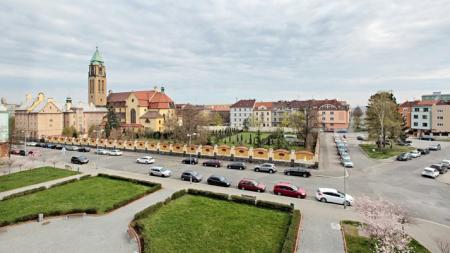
(161, 86), (165, 93)
(65, 97), (72, 111)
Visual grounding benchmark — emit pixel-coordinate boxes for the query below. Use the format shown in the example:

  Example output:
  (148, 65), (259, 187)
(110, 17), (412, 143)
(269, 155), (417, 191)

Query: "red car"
(10, 149), (20, 155)
(238, 179), (266, 192)
(273, 182), (306, 199)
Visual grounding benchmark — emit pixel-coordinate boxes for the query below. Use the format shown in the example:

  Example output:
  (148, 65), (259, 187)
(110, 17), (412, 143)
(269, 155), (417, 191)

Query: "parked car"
(397, 153), (411, 161)
(428, 144), (441, 151)
(47, 144), (56, 149)
(35, 142), (43, 147)
(397, 140), (411, 146)
(227, 162), (246, 170)
(181, 157), (198, 165)
(429, 164), (448, 174)
(421, 167), (440, 179)
(149, 166), (171, 177)
(315, 188), (353, 206)
(55, 144), (64, 150)
(237, 179), (266, 192)
(254, 163), (276, 173)
(108, 149), (122, 156)
(273, 182), (306, 198)
(284, 167), (311, 177)
(202, 160), (221, 168)
(10, 149), (20, 155)
(65, 146), (79, 151)
(41, 143), (49, 148)
(417, 148), (430, 155)
(95, 149), (109, 155)
(71, 156), (89, 164)
(137, 156), (156, 164)
(207, 175), (231, 187)
(181, 170), (202, 182)
(442, 160), (450, 167)
(340, 153), (351, 161)
(341, 158), (354, 168)
(26, 142), (37, 146)
(356, 136), (365, 141)
(77, 147), (91, 152)
(409, 150), (421, 158)
(420, 136), (435, 141)
(19, 150), (26, 156)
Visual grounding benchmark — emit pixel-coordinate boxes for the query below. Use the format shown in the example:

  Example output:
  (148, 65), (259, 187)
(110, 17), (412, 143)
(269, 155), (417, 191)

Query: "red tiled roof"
(415, 100), (436, 106)
(399, 100), (420, 107)
(207, 104), (230, 112)
(230, 99), (256, 108)
(140, 111), (163, 119)
(107, 92), (131, 102)
(108, 90), (174, 109)
(254, 102), (273, 110)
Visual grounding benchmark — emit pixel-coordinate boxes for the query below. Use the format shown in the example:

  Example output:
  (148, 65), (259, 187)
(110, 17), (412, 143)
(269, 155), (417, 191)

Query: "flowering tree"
(355, 196), (412, 253)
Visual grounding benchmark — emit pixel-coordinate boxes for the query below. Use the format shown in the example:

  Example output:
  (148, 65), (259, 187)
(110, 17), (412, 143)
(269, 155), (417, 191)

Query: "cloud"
(1, 0), (450, 107)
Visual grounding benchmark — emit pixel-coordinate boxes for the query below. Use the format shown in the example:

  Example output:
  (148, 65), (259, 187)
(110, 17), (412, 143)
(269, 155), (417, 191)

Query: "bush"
(134, 201), (164, 220)
(2, 186), (47, 200)
(49, 178), (78, 188)
(255, 200), (293, 212)
(97, 173), (160, 188)
(230, 195), (256, 206)
(78, 174), (92, 180)
(281, 210), (301, 253)
(187, 189), (229, 201)
(171, 189), (187, 200)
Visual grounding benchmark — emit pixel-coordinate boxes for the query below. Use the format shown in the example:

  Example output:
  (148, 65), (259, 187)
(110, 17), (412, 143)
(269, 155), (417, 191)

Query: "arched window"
(130, 109), (136, 124)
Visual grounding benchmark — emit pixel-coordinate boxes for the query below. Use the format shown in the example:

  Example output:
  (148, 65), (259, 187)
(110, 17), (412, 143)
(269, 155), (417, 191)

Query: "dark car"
(41, 143), (49, 148)
(10, 149), (21, 155)
(356, 136), (364, 141)
(202, 160), (221, 167)
(71, 156), (89, 164)
(77, 147), (91, 152)
(284, 167), (311, 177)
(238, 179), (266, 192)
(35, 143), (43, 147)
(227, 162), (246, 170)
(417, 148), (430, 155)
(47, 144), (56, 149)
(396, 153), (410, 161)
(19, 150), (26, 156)
(182, 157), (198, 165)
(181, 170), (202, 182)
(55, 144), (64, 150)
(430, 164), (448, 174)
(207, 175), (231, 187)
(397, 140), (411, 146)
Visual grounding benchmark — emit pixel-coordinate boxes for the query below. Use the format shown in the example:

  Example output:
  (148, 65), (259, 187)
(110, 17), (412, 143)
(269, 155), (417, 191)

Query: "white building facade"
(230, 99), (256, 128)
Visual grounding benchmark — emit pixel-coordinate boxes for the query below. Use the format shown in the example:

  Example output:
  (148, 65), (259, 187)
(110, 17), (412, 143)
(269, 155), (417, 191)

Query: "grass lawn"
(341, 221), (430, 253)
(0, 176), (154, 225)
(216, 131), (307, 151)
(359, 144), (415, 159)
(0, 167), (78, 193)
(136, 195), (291, 253)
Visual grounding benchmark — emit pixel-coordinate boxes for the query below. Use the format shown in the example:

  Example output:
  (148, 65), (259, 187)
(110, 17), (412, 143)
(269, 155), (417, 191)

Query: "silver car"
(254, 163), (277, 173)
(149, 167), (172, 177)
(95, 149), (109, 155)
(341, 158), (354, 168)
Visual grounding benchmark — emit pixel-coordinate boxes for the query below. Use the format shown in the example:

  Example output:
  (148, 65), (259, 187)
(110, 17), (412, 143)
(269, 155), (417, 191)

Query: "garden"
(359, 144), (415, 159)
(0, 174), (160, 226)
(0, 166), (78, 192)
(132, 189), (301, 253)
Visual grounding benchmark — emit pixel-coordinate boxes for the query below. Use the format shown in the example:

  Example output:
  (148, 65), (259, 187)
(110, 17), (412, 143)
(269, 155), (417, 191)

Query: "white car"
(441, 160), (450, 167)
(315, 188), (354, 206)
(26, 142), (37, 146)
(108, 150), (123, 156)
(421, 167), (440, 179)
(149, 166), (172, 177)
(137, 156), (156, 164)
(409, 150), (421, 158)
(95, 149), (109, 155)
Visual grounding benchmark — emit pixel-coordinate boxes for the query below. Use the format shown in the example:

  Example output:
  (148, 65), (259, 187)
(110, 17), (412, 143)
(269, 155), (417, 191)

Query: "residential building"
(230, 99), (256, 128)
(0, 104), (8, 158)
(107, 87), (175, 132)
(422, 91), (450, 102)
(252, 102), (273, 127)
(398, 101), (419, 129)
(432, 101), (450, 136)
(411, 101), (434, 135)
(206, 104), (231, 125)
(88, 47), (107, 106)
(63, 97), (107, 134)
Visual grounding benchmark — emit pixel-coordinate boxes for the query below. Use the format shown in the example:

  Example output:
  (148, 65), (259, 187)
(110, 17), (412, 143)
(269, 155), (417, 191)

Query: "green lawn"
(0, 167), (78, 193)
(359, 144), (415, 159)
(341, 221), (430, 253)
(0, 176), (154, 225)
(136, 195), (291, 253)
(215, 131), (307, 151)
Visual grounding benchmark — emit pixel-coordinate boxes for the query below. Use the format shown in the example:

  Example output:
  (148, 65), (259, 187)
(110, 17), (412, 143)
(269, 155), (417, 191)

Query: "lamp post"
(21, 130), (27, 154)
(187, 133), (197, 183)
(93, 129), (104, 169)
(343, 166), (347, 209)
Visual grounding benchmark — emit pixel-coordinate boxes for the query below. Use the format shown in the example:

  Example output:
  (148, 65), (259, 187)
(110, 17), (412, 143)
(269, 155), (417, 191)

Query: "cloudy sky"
(1, 0), (450, 106)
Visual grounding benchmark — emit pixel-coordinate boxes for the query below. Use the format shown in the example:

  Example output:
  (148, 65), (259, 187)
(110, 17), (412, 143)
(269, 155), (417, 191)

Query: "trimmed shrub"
(230, 195), (256, 206)
(255, 200), (293, 212)
(163, 197), (171, 205)
(281, 209), (301, 253)
(171, 189), (187, 200)
(49, 178), (78, 188)
(134, 201), (164, 220)
(187, 189), (229, 201)
(78, 174), (92, 180)
(97, 173), (160, 188)
(2, 186), (47, 200)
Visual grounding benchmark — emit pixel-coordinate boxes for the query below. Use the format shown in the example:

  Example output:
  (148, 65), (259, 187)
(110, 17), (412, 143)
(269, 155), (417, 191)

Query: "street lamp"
(343, 167), (347, 209)
(21, 130), (27, 154)
(187, 133), (197, 183)
(93, 129), (104, 169)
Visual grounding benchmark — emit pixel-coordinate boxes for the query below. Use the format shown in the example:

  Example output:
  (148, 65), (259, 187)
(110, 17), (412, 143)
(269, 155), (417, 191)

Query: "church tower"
(88, 47), (107, 106)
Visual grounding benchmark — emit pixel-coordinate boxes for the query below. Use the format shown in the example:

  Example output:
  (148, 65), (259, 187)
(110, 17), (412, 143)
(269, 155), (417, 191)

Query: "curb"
(340, 221), (349, 253)
(293, 211), (304, 252)
(128, 223), (141, 253)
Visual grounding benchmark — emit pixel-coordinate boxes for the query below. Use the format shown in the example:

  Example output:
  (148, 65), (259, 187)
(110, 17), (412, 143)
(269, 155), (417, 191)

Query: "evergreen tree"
(105, 104), (119, 138)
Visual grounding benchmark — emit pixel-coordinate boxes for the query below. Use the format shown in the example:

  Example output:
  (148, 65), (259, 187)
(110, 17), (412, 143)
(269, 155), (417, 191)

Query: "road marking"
(330, 223), (341, 230)
(413, 218), (450, 230)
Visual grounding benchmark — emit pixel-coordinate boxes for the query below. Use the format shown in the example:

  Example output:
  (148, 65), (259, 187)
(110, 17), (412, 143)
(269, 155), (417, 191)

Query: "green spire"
(90, 46), (104, 65)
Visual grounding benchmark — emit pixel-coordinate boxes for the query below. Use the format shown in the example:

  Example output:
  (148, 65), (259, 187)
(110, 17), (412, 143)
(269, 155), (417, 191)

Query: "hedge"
(97, 173), (160, 188)
(49, 178), (78, 188)
(187, 189), (229, 201)
(230, 195), (256, 206)
(281, 210), (301, 253)
(134, 201), (164, 220)
(256, 200), (293, 212)
(1, 186), (47, 201)
(171, 189), (187, 200)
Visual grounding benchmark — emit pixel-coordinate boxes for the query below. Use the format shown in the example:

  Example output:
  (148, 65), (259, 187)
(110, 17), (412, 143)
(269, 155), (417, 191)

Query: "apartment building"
(252, 102), (273, 127)
(230, 99), (256, 128)
(422, 91), (450, 102)
(432, 101), (450, 136)
(0, 104), (8, 158)
(398, 101), (419, 129)
(411, 101), (434, 134)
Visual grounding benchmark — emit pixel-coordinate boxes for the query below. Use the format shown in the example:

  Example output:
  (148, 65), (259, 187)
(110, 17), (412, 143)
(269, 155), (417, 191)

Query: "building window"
(413, 122), (418, 126)
(413, 115), (418, 119)
(145, 119), (150, 123)
(422, 115), (427, 119)
(322, 112), (326, 115)
(414, 108), (419, 112)
(131, 99), (134, 103)
(330, 117), (334, 121)
(423, 108), (429, 112)
(422, 123), (428, 127)
(322, 117), (325, 121)
(130, 109), (136, 124)
(330, 111), (334, 115)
